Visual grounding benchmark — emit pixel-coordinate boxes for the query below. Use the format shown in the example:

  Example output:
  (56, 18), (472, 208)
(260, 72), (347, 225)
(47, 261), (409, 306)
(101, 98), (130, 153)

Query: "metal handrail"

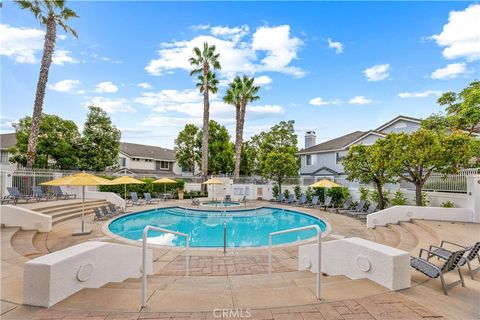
(268, 225), (322, 300)
(141, 225), (190, 307)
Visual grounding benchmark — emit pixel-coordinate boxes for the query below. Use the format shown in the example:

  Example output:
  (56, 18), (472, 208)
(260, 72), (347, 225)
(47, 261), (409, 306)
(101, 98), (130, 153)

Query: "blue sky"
(1, 1), (479, 148)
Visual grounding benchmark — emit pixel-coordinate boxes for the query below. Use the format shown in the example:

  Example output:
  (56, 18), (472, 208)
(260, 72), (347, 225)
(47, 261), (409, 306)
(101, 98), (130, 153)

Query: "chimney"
(305, 131), (316, 148)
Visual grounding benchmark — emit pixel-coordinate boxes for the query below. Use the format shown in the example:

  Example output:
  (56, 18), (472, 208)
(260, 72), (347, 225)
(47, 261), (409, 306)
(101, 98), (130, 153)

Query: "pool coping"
(101, 205), (332, 251)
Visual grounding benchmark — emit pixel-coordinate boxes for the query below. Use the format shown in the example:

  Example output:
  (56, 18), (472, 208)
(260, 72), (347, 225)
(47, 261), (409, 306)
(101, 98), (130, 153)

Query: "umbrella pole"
(73, 185), (91, 236)
(124, 184), (127, 212)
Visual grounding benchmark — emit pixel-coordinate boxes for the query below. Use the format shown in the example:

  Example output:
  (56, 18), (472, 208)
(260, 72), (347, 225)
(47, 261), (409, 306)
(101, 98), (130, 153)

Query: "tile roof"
(298, 131), (365, 154)
(120, 142), (176, 161)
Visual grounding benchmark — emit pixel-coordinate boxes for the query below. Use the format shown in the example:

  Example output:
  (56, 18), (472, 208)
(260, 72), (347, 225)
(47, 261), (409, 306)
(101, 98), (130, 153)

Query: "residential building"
(0, 133), (17, 170)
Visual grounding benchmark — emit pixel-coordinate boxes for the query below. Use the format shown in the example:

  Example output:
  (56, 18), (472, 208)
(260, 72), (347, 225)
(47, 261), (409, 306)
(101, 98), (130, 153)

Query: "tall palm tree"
(189, 42), (221, 191)
(224, 75), (260, 177)
(14, 0), (78, 168)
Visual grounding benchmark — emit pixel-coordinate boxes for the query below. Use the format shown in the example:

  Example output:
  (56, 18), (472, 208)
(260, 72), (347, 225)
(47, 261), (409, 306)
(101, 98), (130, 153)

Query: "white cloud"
(398, 90), (443, 98)
(48, 80), (80, 92)
(190, 24), (211, 31)
(140, 116), (201, 127)
(247, 105), (284, 116)
(95, 81), (119, 93)
(85, 97), (135, 113)
(309, 97), (330, 106)
(254, 75), (272, 86)
(363, 64), (390, 81)
(145, 24), (304, 78)
(137, 82), (152, 89)
(430, 4), (480, 61)
(57, 35), (67, 41)
(91, 53), (122, 64)
(349, 96), (373, 105)
(77, 90), (86, 95)
(327, 38), (343, 54)
(52, 50), (78, 65)
(430, 63), (469, 80)
(0, 24), (44, 63)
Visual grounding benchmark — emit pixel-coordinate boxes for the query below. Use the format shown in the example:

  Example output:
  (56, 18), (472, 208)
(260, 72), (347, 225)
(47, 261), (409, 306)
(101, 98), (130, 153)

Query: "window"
(336, 152), (345, 164)
(118, 157), (126, 167)
(156, 161), (170, 170)
(0, 150), (8, 164)
(306, 155), (312, 166)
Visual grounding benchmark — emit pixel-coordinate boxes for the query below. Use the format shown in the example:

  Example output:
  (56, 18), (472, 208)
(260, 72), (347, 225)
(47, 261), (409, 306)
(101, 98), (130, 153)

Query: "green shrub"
(272, 184), (280, 199)
(284, 189), (290, 199)
(441, 201), (455, 208)
(305, 187), (314, 203)
(326, 186), (350, 207)
(370, 189), (391, 207)
(313, 187), (326, 203)
(294, 185), (302, 200)
(391, 191), (407, 206)
(421, 191), (429, 207)
(359, 186), (370, 201)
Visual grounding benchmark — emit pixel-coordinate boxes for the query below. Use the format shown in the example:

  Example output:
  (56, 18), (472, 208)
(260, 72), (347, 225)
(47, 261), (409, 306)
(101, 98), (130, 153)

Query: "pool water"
(108, 207), (326, 247)
(202, 201), (241, 207)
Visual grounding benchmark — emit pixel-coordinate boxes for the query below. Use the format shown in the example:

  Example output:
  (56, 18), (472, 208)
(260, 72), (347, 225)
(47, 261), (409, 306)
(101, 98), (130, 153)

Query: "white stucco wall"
(23, 241), (153, 307)
(0, 205), (52, 232)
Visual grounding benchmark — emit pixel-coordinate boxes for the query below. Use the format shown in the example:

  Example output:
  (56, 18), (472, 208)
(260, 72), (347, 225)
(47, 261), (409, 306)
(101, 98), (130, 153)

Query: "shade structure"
(310, 179), (341, 188)
(153, 177), (177, 194)
(202, 178), (224, 201)
(41, 172), (116, 236)
(111, 176), (145, 211)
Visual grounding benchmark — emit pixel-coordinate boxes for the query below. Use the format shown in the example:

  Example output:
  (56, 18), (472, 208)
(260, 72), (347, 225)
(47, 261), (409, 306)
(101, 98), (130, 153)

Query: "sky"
(1, 1), (479, 149)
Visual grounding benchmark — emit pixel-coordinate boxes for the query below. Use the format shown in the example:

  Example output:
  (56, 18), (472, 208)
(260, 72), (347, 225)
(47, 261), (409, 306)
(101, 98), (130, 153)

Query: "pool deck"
(1, 199), (479, 319)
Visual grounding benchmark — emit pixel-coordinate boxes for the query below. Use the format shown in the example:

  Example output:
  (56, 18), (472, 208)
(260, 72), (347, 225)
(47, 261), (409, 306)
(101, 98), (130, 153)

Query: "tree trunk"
(200, 63), (210, 194)
(27, 16), (56, 168)
(375, 182), (385, 210)
(233, 102), (245, 178)
(415, 183), (423, 206)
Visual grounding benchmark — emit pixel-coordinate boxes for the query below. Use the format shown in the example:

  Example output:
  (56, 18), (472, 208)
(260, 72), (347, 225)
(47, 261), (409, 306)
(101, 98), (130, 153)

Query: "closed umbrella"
(111, 176), (145, 211)
(41, 172), (115, 236)
(202, 178), (224, 201)
(310, 179), (341, 188)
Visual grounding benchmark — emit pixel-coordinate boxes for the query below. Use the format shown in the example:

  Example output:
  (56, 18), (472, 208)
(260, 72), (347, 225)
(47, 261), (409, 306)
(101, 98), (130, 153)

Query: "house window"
(306, 155), (312, 166)
(0, 150), (8, 164)
(118, 157), (126, 167)
(156, 161), (170, 170)
(336, 152), (345, 164)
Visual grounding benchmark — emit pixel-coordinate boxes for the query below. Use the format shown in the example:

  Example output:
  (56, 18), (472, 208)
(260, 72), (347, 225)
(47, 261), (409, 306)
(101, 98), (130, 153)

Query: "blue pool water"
(108, 207), (326, 247)
(202, 201), (241, 207)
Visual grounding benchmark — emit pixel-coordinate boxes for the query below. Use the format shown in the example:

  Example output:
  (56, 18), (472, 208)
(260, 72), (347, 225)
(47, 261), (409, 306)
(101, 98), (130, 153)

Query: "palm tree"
(189, 42), (221, 191)
(14, 0), (78, 168)
(224, 76), (260, 178)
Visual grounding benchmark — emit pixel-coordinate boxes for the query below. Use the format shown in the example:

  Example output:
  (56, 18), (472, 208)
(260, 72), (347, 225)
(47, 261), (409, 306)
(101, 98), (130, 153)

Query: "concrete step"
(48, 202), (110, 219)
(52, 210), (96, 225)
(375, 225), (401, 248)
(387, 223), (418, 252)
(399, 221), (439, 256)
(10, 230), (40, 257)
(37, 200), (108, 214)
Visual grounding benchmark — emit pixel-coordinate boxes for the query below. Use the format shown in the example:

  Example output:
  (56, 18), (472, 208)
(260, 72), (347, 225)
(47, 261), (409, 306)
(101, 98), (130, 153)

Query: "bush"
(370, 189), (391, 207)
(441, 201), (455, 208)
(313, 187), (326, 203)
(98, 177), (185, 199)
(283, 189), (290, 199)
(272, 184), (280, 199)
(359, 186), (370, 201)
(294, 185), (302, 200)
(326, 186), (350, 207)
(421, 191), (429, 207)
(391, 190), (407, 206)
(305, 187), (314, 203)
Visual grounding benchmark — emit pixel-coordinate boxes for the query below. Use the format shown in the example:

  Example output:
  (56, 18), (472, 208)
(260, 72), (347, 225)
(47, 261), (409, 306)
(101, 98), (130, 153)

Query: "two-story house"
(298, 115), (422, 184)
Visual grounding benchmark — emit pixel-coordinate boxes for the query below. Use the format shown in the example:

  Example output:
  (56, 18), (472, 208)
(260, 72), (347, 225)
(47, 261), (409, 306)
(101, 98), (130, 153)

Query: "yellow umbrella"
(310, 179), (341, 188)
(41, 172), (115, 236)
(153, 177), (177, 194)
(202, 178), (224, 201)
(111, 176), (145, 211)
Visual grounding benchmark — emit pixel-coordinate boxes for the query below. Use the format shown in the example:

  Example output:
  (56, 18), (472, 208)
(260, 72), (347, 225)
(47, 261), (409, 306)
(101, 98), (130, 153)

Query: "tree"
(436, 81), (480, 135)
(224, 75), (260, 178)
(384, 128), (479, 206)
(259, 120), (299, 195)
(174, 124), (200, 175)
(195, 120), (234, 175)
(9, 114), (80, 169)
(343, 139), (398, 210)
(189, 42), (221, 191)
(14, 0), (78, 168)
(78, 106), (121, 171)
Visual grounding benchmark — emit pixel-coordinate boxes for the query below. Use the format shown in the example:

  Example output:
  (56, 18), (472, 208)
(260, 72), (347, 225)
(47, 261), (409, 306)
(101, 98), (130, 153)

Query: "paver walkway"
(2, 293), (443, 319)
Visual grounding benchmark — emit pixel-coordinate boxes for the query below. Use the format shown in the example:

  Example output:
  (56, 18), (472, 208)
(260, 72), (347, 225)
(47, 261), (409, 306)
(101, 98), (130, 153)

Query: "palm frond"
(61, 7), (79, 20)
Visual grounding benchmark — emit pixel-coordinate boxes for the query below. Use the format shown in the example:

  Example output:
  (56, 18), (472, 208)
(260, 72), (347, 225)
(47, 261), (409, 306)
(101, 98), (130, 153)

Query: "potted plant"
(178, 188), (185, 200)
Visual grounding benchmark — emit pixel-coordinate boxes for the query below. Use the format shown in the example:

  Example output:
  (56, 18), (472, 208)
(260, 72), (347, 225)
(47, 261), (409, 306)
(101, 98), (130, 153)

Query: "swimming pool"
(201, 201), (241, 207)
(108, 207), (327, 247)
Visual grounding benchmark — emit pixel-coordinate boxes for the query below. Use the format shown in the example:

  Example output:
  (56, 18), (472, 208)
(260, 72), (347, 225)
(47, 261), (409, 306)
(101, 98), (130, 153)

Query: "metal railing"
(268, 225), (322, 300)
(141, 225), (190, 308)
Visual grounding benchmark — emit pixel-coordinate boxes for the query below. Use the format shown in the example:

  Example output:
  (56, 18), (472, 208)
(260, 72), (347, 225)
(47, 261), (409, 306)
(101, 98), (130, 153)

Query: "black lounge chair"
(307, 196), (319, 208)
(410, 248), (466, 295)
(225, 195), (232, 202)
(108, 203), (121, 215)
(93, 207), (107, 221)
(319, 196), (332, 211)
(351, 202), (378, 219)
(349, 200), (366, 215)
(428, 241), (480, 280)
(144, 192), (160, 204)
(334, 199), (352, 213)
(52, 186), (76, 200)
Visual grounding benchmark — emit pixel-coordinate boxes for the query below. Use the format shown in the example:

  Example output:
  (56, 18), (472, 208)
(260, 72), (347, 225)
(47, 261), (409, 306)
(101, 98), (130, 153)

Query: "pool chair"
(100, 206), (115, 219)
(52, 186), (76, 200)
(307, 195), (319, 208)
(428, 241), (480, 280)
(129, 192), (145, 205)
(286, 194), (295, 205)
(32, 186), (54, 202)
(225, 195), (232, 202)
(108, 203), (121, 215)
(275, 194), (285, 203)
(349, 200), (366, 215)
(334, 199), (352, 213)
(319, 196), (333, 211)
(351, 202), (377, 220)
(296, 194), (307, 206)
(410, 248), (466, 295)
(93, 207), (108, 221)
(144, 192), (160, 204)
(239, 195), (247, 203)
(192, 197), (200, 206)
(6, 187), (34, 204)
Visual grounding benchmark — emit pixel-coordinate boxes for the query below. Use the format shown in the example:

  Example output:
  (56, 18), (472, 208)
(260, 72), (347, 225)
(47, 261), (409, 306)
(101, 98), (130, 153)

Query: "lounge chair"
(334, 199), (352, 213)
(32, 186), (54, 202)
(225, 195), (232, 202)
(144, 192), (160, 204)
(296, 194), (306, 206)
(275, 194), (285, 203)
(100, 206), (114, 219)
(319, 196), (332, 211)
(285, 194), (295, 205)
(6, 187), (34, 204)
(349, 200), (366, 215)
(52, 186), (76, 200)
(351, 202), (377, 220)
(307, 196), (319, 208)
(191, 197), (200, 206)
(93, 207), (108, 221)
(108, 203), (121, 215)
(410, 248), (466, 295)
(129, 192), (145, 205)
(428, 241), (480, 280)
(239, 195), (247, 203)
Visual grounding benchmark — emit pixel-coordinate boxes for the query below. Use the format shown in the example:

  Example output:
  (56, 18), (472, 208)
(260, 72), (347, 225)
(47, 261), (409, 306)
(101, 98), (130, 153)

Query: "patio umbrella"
(111, 175), (145, 211)
(41, 172), (115, 236)
(202, 178), (224, 201)
(310, 179), (341, 188)
(153, 177), (177, 194)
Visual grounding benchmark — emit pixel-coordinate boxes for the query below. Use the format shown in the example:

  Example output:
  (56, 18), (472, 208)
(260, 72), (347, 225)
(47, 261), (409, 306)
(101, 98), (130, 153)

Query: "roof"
(375, 115), (421, 132)
(344, 130), (387, 148)
(298, 131), (365, 154)
(0, 133), (16, 149)
(120, 142), (176, 161)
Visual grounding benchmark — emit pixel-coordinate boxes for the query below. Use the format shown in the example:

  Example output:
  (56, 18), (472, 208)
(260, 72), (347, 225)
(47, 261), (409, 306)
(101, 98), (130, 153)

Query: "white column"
(466, 175), (480, 223)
